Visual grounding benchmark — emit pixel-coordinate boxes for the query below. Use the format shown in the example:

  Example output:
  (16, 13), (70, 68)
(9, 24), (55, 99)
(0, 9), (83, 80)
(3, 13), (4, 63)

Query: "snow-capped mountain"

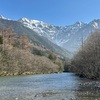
(0, 15), (11, 20)
(1, 16), (100, 53)
(18, 18), (100, 53)
(18, 18), (58, 42)
(18, 18), (86, 44)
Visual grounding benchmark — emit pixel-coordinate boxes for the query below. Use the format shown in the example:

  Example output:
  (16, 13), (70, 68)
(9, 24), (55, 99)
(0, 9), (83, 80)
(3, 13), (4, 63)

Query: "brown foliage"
(0, 26), (60, 76)
(71, 30), (100, 79)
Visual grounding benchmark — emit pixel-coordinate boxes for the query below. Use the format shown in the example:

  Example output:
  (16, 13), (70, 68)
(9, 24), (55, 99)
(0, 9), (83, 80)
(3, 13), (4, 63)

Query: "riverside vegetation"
(71, 30), (100, 79)
(0, 26), (63, 76)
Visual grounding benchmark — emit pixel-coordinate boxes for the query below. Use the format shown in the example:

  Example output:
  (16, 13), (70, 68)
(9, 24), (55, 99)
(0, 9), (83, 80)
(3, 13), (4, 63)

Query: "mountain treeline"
(71, 30), (100, 79)
(0, 26), (63, 76)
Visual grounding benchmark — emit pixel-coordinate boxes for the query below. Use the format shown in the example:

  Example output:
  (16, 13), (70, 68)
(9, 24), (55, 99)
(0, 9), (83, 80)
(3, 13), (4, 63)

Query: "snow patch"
(0, 15), (11, 20)
(92, 22), (98, 28)
(0, 15), (6, 19)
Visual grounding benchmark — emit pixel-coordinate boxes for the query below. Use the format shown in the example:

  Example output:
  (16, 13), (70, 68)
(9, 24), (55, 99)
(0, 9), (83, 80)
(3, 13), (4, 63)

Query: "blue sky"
(0, 0), (100, 26)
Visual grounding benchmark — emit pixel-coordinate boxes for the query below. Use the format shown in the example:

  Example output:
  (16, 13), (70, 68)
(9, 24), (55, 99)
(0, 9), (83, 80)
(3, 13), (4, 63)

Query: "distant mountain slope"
(0, 18), (71, 58)
(1, 15), (100, 53)
(18, 18), (100, 53)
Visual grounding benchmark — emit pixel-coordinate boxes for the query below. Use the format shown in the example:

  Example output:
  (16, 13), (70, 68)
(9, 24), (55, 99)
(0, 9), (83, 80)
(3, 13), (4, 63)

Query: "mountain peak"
(75, 21), (86, 26)
(0, 15), (11, 20)
(0, 15), (6, 19)
(18, 18), (30, 23)
(18, 18), (45, 25)
(92, 19), (100, 22)
(89, 19), (100, 28)
(89, 19), (100, 24)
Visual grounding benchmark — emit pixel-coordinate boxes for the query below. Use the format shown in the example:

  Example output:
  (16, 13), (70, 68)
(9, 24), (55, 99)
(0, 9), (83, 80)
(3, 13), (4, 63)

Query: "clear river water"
(0, 73), (100, 100)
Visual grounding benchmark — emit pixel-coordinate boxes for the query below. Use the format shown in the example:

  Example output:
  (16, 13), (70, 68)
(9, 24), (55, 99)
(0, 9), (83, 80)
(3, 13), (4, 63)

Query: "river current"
(0, 73), (99, 100)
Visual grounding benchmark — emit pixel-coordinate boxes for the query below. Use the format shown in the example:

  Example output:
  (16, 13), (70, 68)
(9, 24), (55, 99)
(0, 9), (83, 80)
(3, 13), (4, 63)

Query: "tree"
(48, 53), (56, 60)
(0, 35), (3, 44)
(18, 33), (31, 50)
(0, 26), (16, 50)
(71, 30), (100, 79)
(56, 60), (63, 72)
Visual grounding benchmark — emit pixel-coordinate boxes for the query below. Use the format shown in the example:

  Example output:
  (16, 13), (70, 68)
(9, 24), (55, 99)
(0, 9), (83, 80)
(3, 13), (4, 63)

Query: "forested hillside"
(0, 26), (63, 76)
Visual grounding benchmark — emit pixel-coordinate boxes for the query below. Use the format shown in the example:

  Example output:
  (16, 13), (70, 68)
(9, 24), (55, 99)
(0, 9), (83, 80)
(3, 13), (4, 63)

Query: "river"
(0, 73), (100, 100)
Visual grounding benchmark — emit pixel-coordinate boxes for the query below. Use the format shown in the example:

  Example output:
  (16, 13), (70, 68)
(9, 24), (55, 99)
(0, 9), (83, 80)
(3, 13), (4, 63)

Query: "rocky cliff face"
(18, 18), (100, 53)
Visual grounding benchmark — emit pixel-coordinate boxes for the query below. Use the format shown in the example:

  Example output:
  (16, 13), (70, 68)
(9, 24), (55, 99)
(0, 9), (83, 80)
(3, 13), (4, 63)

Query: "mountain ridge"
(1, 15), (100, 53)
(18, 17), (100, 52)
(0, 16), (71, 58)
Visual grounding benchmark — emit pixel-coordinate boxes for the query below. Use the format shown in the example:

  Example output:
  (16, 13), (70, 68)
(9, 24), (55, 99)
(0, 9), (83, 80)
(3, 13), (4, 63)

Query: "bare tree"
(71, 30), (100, 79)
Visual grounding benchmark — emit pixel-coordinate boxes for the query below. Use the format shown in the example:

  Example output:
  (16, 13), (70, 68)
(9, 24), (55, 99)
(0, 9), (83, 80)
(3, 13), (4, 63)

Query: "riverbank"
(79, 81), (100, 91)
(0, 71), (60, 76)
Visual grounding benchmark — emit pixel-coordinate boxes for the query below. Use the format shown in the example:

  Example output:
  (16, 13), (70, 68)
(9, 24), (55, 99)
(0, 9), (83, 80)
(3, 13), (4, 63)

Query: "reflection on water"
(0, 73), (99, 100)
